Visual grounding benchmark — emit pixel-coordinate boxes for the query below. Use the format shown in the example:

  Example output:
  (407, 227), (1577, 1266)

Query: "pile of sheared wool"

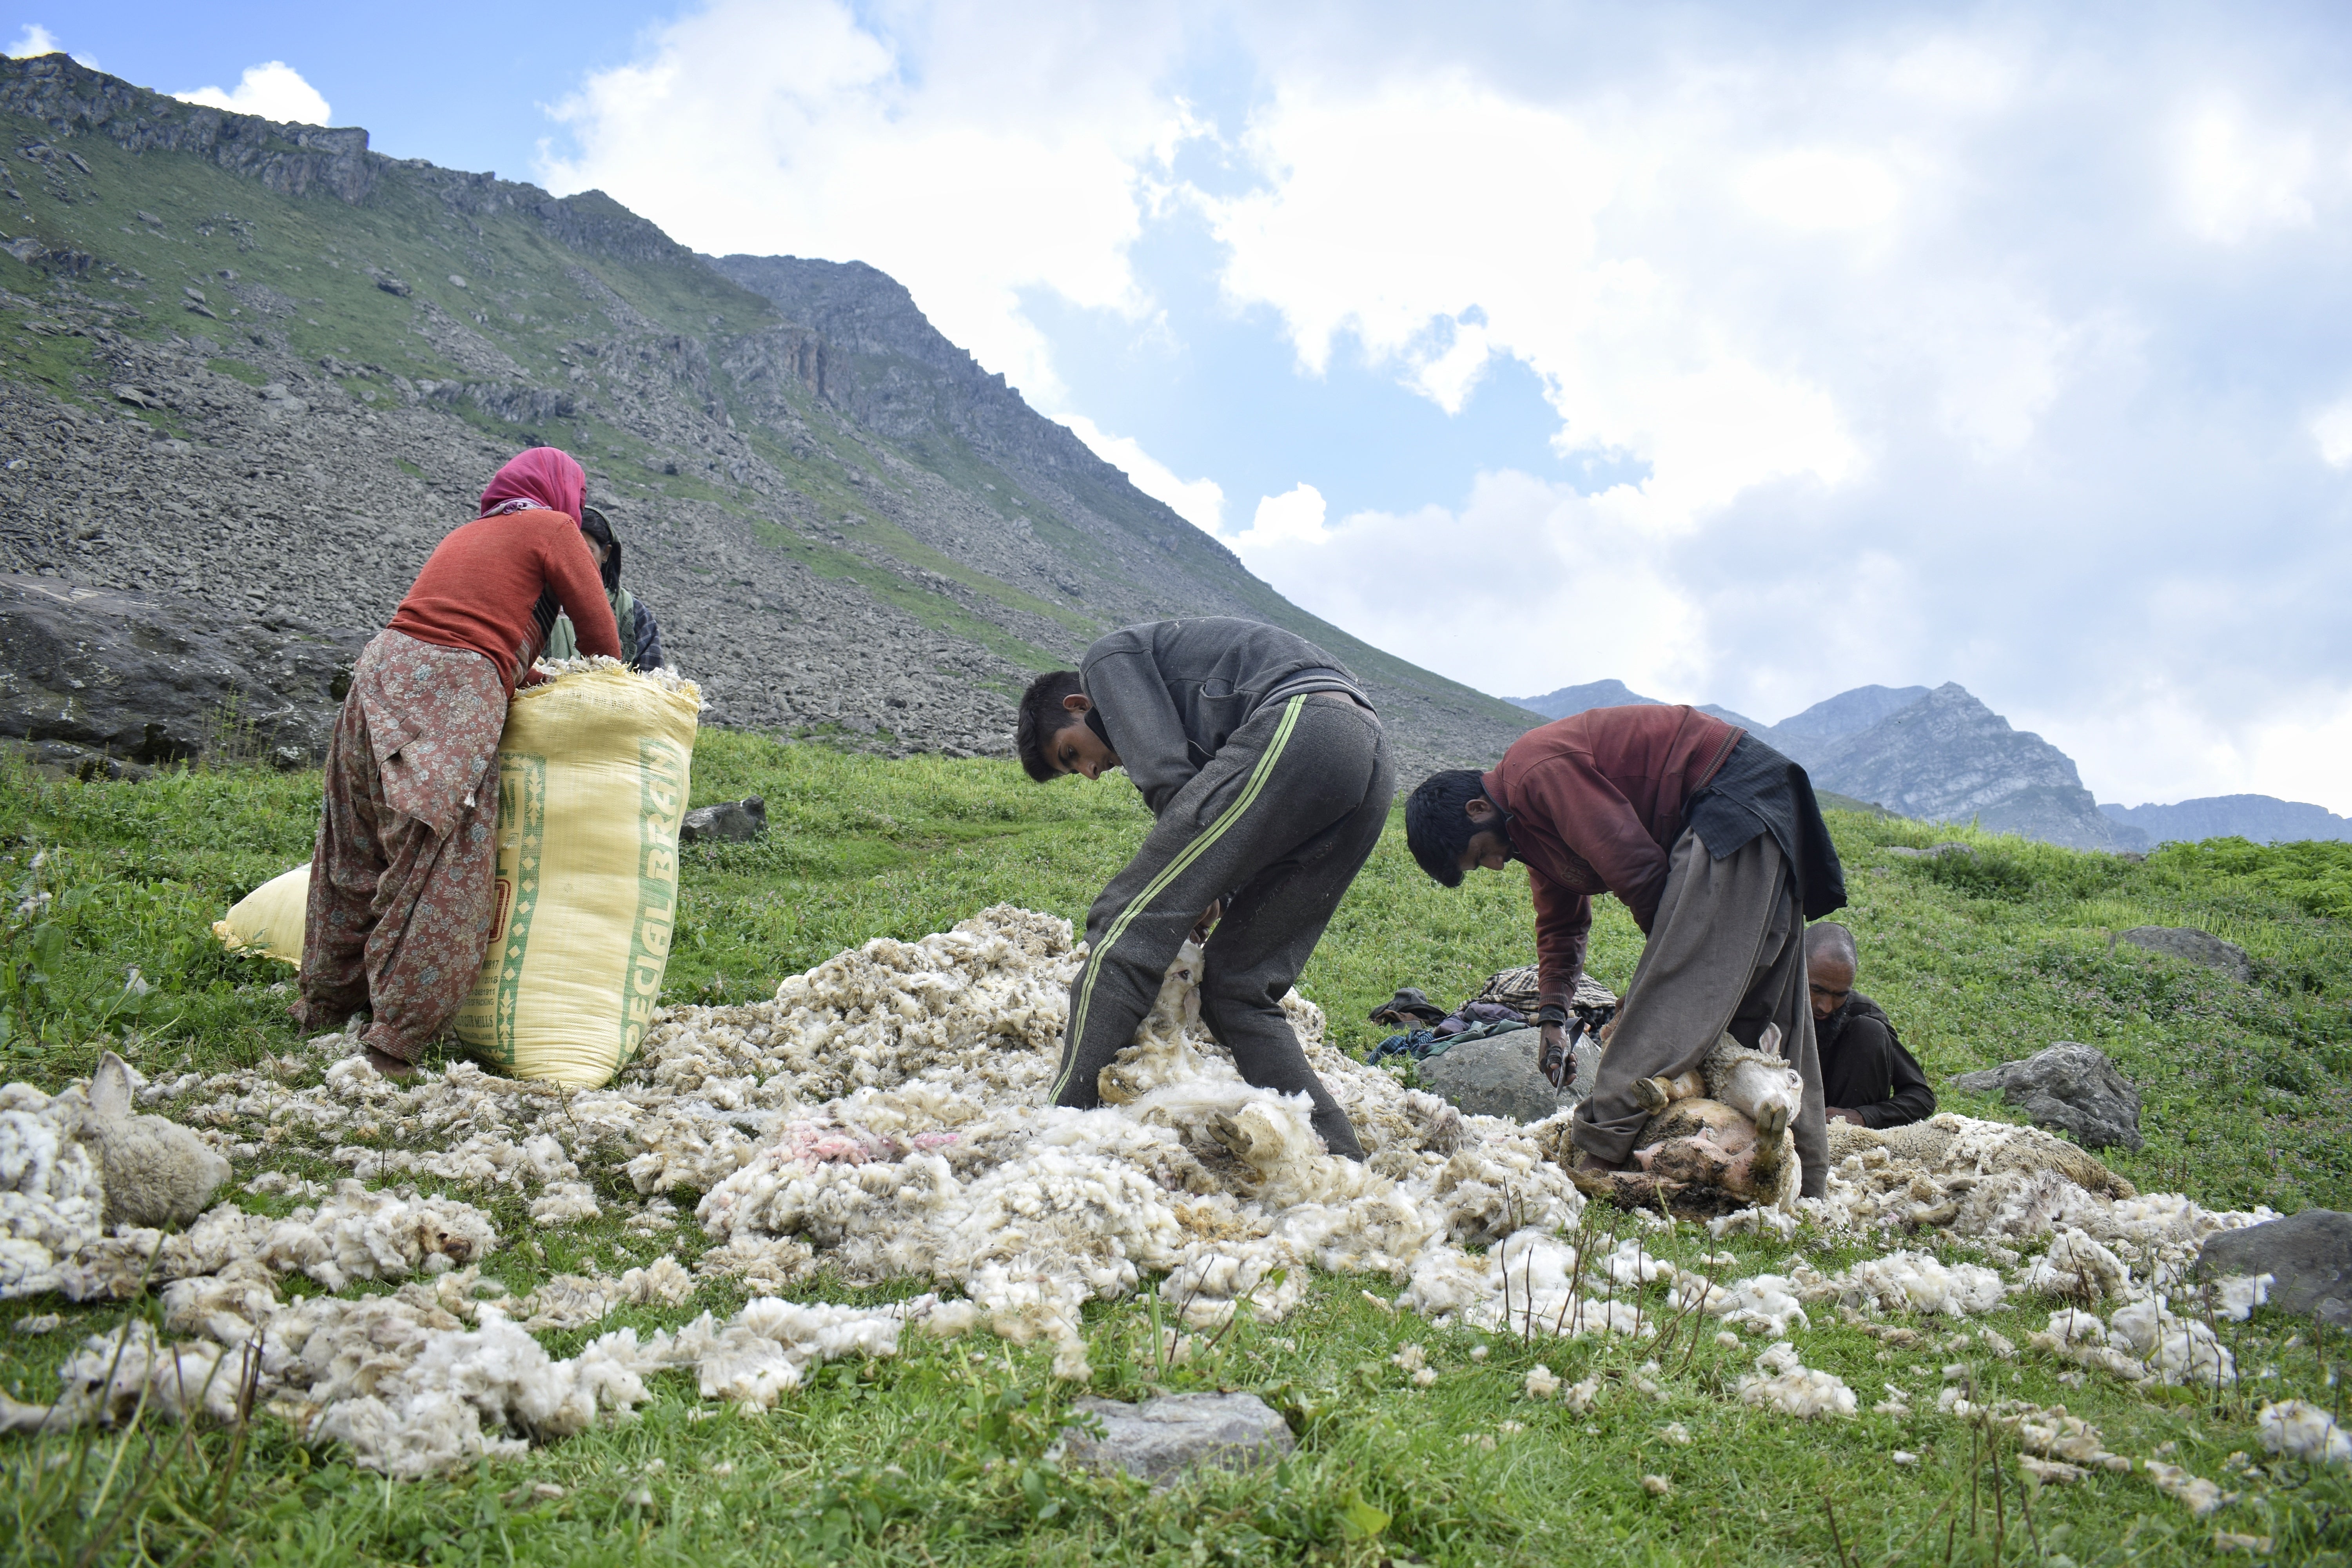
(0, 1083), (108, 1299)
(1, 1276), (929, 1477)
(12, 903), (2307, 1475)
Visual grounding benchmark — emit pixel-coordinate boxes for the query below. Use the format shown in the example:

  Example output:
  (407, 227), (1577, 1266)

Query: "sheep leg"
(1631, 1070), (1706, 1112)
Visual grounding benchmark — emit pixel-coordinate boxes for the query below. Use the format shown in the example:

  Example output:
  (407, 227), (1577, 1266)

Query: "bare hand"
(1189, 900), (1222, 945)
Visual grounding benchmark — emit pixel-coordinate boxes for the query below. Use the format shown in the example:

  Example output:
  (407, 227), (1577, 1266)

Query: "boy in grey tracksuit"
(1016, 617), (1395, 1158)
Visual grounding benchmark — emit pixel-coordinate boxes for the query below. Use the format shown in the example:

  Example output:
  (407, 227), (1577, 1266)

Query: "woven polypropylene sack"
(455, 664), (701, 1087)
(212, 864), (310, 964)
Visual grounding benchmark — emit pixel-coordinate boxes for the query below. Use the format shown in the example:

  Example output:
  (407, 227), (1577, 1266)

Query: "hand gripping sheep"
(79, 1051), (232, 1229)
(1573, 1024), (1803, 1215)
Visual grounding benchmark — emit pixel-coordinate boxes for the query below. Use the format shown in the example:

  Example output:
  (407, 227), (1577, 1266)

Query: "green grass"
(3, 744), (2352, 1565)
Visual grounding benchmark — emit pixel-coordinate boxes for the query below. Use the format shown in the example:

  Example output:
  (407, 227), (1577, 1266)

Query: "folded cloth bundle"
(1368, 987), (1449, 1027)
(1367, 1016), (1530, 1065)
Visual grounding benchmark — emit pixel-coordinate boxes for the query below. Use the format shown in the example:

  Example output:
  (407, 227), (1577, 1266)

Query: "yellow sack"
(454, 662), (701, 1087)
(212, 864), (310, 964)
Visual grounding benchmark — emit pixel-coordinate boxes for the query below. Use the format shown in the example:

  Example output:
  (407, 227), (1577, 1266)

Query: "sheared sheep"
(1575, 1026), (1802, 1214)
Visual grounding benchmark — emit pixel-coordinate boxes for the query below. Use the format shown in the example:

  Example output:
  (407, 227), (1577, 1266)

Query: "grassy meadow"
(2, 731), (2350, 1565)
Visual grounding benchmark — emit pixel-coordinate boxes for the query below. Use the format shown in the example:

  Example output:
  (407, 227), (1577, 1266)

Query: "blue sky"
(22, 3), (2352, 811)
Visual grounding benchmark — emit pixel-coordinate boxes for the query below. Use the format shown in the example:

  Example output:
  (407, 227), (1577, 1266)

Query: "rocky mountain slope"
(0, 54), (1535, 777)
(1514, 675), (2139, 851)
(2101, 795), (2352, 846)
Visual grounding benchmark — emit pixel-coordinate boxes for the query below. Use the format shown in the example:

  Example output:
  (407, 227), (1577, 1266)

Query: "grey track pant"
(1570, 827), (1830, 1198)
(1054, 693), (1394, 1158)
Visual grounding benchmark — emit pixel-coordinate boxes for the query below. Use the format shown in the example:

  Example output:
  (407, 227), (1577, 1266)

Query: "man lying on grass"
(1806, 921), (1936, 1129)
(1402, 704), (1846, 1196)
(1016, 618), (1394, 1158)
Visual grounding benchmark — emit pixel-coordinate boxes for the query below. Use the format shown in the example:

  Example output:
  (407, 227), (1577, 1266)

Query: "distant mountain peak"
(1509, 679), (1662, 720)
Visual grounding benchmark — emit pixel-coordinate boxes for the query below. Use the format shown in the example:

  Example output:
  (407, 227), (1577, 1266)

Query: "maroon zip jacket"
(1481, 705), (1741, 1009)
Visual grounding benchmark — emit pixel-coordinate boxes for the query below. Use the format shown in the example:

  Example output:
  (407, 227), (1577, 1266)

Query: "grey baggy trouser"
(1570, 827), (1830, 1198)
(1053, 693), (1394, 1158)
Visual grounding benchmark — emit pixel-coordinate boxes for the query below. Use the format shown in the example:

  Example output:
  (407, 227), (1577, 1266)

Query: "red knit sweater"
(1483, 705), (1741, 1009)
(388, 509), (620, 693)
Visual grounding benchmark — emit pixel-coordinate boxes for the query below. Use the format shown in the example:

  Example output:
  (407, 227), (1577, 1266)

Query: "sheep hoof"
(1754, 1102), (1789, 1140)
(1632, 1076), (1672, 1112)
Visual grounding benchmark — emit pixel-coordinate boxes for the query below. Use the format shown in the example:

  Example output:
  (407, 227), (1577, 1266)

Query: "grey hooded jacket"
(1078, 617), (1373, 815)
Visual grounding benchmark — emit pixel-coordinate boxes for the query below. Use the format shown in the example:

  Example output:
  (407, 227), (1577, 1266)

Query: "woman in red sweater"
(297, 448), (621, 1076)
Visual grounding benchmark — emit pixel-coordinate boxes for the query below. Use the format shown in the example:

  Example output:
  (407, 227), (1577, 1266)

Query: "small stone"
(2198, 1211), (2352, 1326)
(679, 795), (768, 844)
(1057, 1392), (1294, 1488)
(1949, 1041), (2143, 1151)
(2118, 926), (2252, 984)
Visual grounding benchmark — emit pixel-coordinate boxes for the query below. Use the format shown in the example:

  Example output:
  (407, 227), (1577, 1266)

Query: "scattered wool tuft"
(158, 1181), (499, 1291)
(2143, 1458), (2232, 1517)
(2209, 1274), (2273, 1322)
(1738, 1341), (1856, 1418)
(2109, 1298), (2236, 1387)
(2258, 1399), (2352, 1465)
(1807, 1249), (2005, 1319)
(2016, 1228), (2130, 1302)
(1524, 1365), (1560, 1399)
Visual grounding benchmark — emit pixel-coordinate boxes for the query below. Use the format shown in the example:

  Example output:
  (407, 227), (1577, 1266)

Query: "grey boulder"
(1058, 1392), (1294, 1487)
(0, 574), (363, 766)
(2196, 1210), (2352, 1325)
(2117, 926), (2251, 984)
(1416, 1029), (1570, 1123)
(679, 795), (768, 843)
(1949, 1041), (2143, 1151)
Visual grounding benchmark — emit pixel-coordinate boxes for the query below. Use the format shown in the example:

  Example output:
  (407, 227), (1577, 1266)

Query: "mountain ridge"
(0, 54), (1536, 776)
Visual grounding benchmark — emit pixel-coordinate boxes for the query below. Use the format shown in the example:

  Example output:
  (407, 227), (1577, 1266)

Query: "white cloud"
(2178, 105), (2317, 243)
(539, 0), (1181, 410)
(1739, 149), (1903, 232)
(2312, 400), (2352, 468)
(176, 62), (332, 127)
(1233, 483), (1328, 550)
(1198, 74), (1870, 542)
(1060, 412), (1225, 532)
(1229, 470), (1709, 702)
(533, 4), (2352, 810)
(7, 21), (91, 66)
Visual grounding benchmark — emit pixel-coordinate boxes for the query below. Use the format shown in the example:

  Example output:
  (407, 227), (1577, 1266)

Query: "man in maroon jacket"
(1404, 704), (1846, 1198)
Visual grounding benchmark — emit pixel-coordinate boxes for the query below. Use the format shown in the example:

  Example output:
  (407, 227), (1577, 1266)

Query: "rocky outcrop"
(2197, 1211), (2352, 1325)
(0, 54), (377, 203)
(1804, 684), (2132, 851)
(1949, 1042), (2143, 1152)
(1762, 684), (1931, 765)
(2118, 926), (2252, 984)
(0, 574), (363, 764)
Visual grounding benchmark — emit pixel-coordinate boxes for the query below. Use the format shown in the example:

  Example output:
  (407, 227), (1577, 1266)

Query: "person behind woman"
(297, 447), (621, 1076)
(543, 506), (666, 671)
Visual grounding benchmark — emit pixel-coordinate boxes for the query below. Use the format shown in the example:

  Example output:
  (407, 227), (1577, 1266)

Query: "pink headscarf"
(477, 447), (586, 526)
